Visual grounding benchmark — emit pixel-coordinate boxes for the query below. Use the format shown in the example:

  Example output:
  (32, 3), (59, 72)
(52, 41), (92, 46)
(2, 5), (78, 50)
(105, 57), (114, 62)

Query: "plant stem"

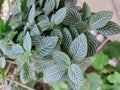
(7, 60), (17, 65)
(6, 77), (35, 90)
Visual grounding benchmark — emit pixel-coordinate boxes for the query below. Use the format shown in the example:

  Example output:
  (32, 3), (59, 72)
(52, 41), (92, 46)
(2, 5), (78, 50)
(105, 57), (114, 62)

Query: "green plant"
(0, 0), (120, 90)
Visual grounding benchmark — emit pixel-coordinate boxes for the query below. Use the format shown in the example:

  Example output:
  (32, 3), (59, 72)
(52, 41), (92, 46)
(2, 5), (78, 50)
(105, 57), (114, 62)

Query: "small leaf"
(0, 57), (6, 68)
(28, 4), (35, 24)
(69, 34), (88, 61)
(51, 7), (67, 25)
(97, 21), (120, 35)
(8, 31), (17, 41)
(89, 11), (113, 29)
(65, 0), (77, 7)
(43, 65), (65, 83)
(53, 51), (71, 67)
(20, 63), (31, 84)
(61, 28), (72, 52)
(36, 36), (58, 57)
(68, 64), (84, 85)
(82, 2), (91, 20)
(23, 32), (32, 52)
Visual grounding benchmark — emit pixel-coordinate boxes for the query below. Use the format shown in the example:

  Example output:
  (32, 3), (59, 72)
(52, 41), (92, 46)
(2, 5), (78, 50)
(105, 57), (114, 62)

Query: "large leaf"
(44, 0), (56, 15)
(52, 51), (71, 67)
(2, 44), (24, 59)
(61, 28), (72, 52)
(85, 32), (98, 57)
(82, 2), (91, 20)
(36, 36), (58, 57)
(89, 11), (113, 29)
(51, 7), (67, 25)
(28, 4), (35, 24)
(20, 63), (31, 84)
(69, 34), (88, 61)
(0, 21), (5, 40)
(43, 65), (65, 83)
(23, 32), (32, 52)
(97, 21), (120, 35)
(68, 64), (84, 85)
(65, 0), (77, 7)
(0, 57), (6, 68)
(63, 8), (82, 25)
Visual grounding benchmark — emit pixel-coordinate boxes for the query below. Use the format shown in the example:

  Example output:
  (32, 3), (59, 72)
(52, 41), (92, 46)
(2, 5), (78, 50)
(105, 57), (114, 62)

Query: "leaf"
(30, 25), (40, 36)
(20, 63), (31, 84)
(23, 32), (32, 52)
(0, 21), (5, 40)
(86, 73), (103, 90)
(32, 35), (42, 46)
(63, 8), (82, 25)
(89, 11), (113, 29)
(36, 36), (58, 57)
(0, 57), (6, 68)
(85, 32), (98, 57)
(65, 0), (77, 7)
(52, 51), (71, 67)
(51, 7), (67, 25)
(82, 2), (91, 20)
(43, 65), (65, 83)
(69, 27), (79, 39)
(55, 0), (60, 9)
(107, 72), (120, 84)
(72, 21), (88, 34)
(8, 31), (17, 41)
(44, 0), (56, 15)
(69, 79), (81, 90)
(37, 15), (52, 32)
(2, 44), (24, 59)
(28, 4), (35, 24)
(69, 34), (88, 61)
(61, 28), (72, 52)
(0, 68), (5, 82)
(103, 41), (120, 59)
(97, 21), (120, 35)
(68, 64), (84, 85)
(38, 0), (43, 8)
(92, 52), (109, 70)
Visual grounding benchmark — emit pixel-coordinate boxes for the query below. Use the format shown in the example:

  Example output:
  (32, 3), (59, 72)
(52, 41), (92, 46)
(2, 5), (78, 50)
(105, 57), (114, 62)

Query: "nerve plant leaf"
(28, 4), (35, 24)
(0, 57), (6, 68)
(69, 34), (88, 61)
(97, 21), (120, 35)
(43, 65), (65, 83)
(53, 51), (71, 67)
(36, 36), (58, 57)
(68, 64), (84, 86)
(65, 0), (77, 7)
(23, 32), (32, 52)
(89, 11), (113, 29)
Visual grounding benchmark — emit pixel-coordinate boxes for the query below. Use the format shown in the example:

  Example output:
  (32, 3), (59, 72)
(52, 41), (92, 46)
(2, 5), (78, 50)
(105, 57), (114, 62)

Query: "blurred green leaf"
(86, 73), (103, 90)
(115, 63), (120, 73)
(92, 52), (109, 70)
(0, 21), (5, 39)
(103, 41), (120, 59)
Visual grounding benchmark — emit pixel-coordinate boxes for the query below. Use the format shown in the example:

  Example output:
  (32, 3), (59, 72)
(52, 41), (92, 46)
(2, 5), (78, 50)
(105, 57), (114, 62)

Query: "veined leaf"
(36, 36), (58, 57)
(55, 0), (60, 9)
(82, 2), (91, 20)
(30, 25), (40, 36)
(97, 21), (120, 35)
(0, 57), (6, 68)
(69, 27), (79, 39)
(89, 11), (113, 29)
(2, 44), (24, 59)
(43, 65), (65, 83)
(61, 28), (72, 52)
(23, 32), (32, 52)
(53, 51), (71, 67)
(51, 7), (67, 25)
(28, 4), (35, 24)
(69, 34), (88, 61)
(44, 0), (56, 15)
(32, 35), (42, 45)
(63, 8), (82, 25)
(68, 64), (84, 85)
(20, 63), (31, 84)
(65, 0), (77, 7)
(38, 0), (43, 8)
(69, 79), (81, 90)
(85, 32), (98, 57)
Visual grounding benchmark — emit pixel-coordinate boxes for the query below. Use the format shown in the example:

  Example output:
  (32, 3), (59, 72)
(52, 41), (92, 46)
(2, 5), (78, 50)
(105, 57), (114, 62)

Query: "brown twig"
(6, 77), (35, 90)
(7, 60), (17, 65)
(97, 39), (110, 53)
(5, 63), (11, 75)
